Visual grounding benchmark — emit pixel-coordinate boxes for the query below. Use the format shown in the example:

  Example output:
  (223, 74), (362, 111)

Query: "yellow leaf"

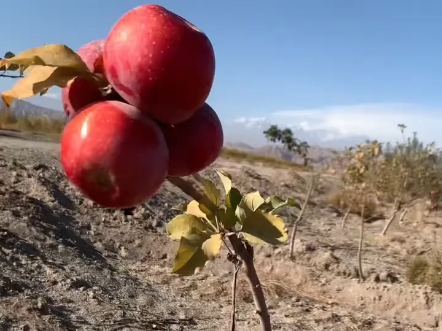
(241, 191), (265, 212)
(241, 210), (288, 245)
(1, 65), (98, 107)
(166, 214), (213, 241)
(185, 199), (219, 231)
(172, 231), (209, 276)
(39, 88), (49, 96)
(235, 206), (247, 224)
(0, 44), (89, 71)
(202, 234), (223, 260)
(215, 169), (232, 193)
(186, 200), (207, 218)
(373, 146), (380, 156)
(1, 93), (16, 108)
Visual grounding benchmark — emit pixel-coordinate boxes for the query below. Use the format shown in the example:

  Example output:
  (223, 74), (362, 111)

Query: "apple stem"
(166, 176), (273, 331)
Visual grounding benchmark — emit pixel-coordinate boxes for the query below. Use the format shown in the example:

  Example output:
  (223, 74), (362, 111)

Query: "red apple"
(61, 100), (169, 208)
(160, 103), (223, 176)
(62, 79), (104, 119)
(77, 39), (106, 74)
(103, 4), (216, 124)
(62, 40), (125, 119)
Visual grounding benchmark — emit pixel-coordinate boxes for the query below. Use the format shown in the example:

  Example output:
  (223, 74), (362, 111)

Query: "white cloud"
(234, 116), (267, 128)
(232, 103), (442, 147)
(42, 93), (59, 100)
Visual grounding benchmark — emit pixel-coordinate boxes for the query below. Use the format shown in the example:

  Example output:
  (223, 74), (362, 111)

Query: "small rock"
(380, 271), (399, 283)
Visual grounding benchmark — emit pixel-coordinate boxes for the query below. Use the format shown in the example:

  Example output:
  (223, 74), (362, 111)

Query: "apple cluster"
(60, 5), (223, 209)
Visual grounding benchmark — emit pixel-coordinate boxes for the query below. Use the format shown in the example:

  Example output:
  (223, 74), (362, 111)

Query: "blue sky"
(2, 0), (442, 147)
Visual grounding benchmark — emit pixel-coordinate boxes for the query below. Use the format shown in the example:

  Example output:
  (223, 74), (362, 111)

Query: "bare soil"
(0, 131), (442, 331)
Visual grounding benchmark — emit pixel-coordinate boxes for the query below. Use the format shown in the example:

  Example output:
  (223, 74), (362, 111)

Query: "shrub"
(0, 108), (66, 136)
(407, 254), (442, 293)
(328, 188), (380, 220)
(340, 127), (442, 205)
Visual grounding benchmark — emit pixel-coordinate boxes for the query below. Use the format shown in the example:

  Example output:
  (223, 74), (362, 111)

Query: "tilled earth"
(1, 131), (442, 330)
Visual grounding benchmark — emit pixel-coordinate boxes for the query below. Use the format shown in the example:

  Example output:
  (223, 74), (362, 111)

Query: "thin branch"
(167, 176), (205, 204)
(289, 174), (314, 259)
(341, 206), (351, 228)
(221, 236), (235, 256)
(229, 256), (242, 331)
(0, 72), (23, 78)
(192, 173), (205, 185)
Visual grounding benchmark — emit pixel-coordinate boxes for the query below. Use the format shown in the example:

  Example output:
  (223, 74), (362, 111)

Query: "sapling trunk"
(289, 223), (299, 259)
(289, 175), (314, 259)
(228, 234), (272, 330)
(381, 199), (399, 236)
(358, 198), (365, 282)
(398, 208), (408, 225)
(167, 176), (273, 331)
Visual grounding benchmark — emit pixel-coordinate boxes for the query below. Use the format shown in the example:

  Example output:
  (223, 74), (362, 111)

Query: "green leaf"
(241, 191), (265, 212)
(195, 177), (221, 219)
(201, 177), (221, 207)
(263, 196), (301, 213)
(166, 214), (213, 240)
(226, 187), (242, 210)
(172, 230), (209, 276)
(215, 169), (232, 193)
(214, 169), (242, 229)
(202, 234), (223, 260)
(197, 203), (214, 221)
(171, 202), (188, 212)
(221, 208), (238, 230)
(222, 187), (242, 229)
(237, 204), (288, 245)
(240, 210), (288, 245)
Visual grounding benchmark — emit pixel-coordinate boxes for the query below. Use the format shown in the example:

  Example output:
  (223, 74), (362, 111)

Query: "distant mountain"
(224, 142), (255, 151)
(225, 141), (339, 167)
(1, 99), (66, 121)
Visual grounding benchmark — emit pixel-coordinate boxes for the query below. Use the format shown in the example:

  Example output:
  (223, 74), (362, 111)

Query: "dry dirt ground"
(1, 131), (442, 331)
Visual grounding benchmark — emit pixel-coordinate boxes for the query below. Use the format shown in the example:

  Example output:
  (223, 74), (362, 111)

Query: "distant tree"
(297, 141), (310, 167)
(263, 125), (310, 166)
